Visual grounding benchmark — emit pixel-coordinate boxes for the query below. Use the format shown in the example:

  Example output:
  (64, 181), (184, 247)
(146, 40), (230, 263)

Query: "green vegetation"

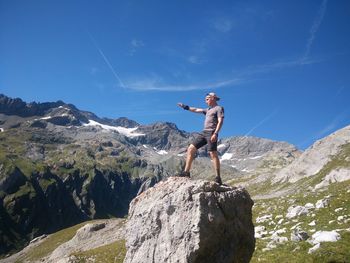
(18, 222), (89, 262)
(13, 158), (40, 177)
(5, 220), (127, 263)
(71, 240), (126, 263)
(3, 182), (36, 213)
(38, 177), (57, 192)
(251, 180), (350, 263)
(0, 125), (143, 183)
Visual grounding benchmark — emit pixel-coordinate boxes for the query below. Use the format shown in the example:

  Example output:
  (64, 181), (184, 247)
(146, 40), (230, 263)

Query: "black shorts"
(191, 131), (217, 151)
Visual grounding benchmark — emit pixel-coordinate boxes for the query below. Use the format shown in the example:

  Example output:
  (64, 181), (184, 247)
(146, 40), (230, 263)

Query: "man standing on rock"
(177, 92), (224, 185)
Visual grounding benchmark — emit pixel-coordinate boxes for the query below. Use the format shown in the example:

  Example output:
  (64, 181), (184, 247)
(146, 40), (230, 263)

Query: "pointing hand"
(177, 103), (189, 110)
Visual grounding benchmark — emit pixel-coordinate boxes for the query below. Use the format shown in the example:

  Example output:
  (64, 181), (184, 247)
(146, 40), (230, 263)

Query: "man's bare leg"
(184, 144), (197, 173)
(209, 151), (222, 184)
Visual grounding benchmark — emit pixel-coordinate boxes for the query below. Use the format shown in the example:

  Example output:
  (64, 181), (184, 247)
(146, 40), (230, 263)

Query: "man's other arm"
(211, 117), (224, 142)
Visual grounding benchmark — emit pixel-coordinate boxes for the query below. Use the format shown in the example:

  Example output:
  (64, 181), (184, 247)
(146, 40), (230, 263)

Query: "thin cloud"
(188, 55), (203, 65)
(245, 109), (279, 136)
(233, 57), (323, 77)
(124, 56), (322, 93)
(130, 39), (145, 56)
(90, 67), (99, 76)
(302, 0), (328, 62)
(86, 31), (127, 89)
(333, 86), (345, 101)
(212, 17), (234, 33)
(131, 39), (144, 48)
(95, 83), (106, 93)
(126, 77), (242, 92)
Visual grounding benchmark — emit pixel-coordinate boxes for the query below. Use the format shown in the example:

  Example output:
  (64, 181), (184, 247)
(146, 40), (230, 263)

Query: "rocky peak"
(0, 94), (66, 117)
(0, 94), (133, 128)
(139, 121), (182, 132)
(273, 124), (350, 184)
(0, 94), (26, 113)
(106, 117), (140, 128)
(124, 177), (255, 263)
(219, 136), (298, 157)
(132, 121), (189, 151)
(217, 136), (301, 174)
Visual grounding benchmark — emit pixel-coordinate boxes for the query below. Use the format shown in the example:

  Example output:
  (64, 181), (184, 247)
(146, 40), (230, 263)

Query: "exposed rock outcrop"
(273, 125), (350, 184)
(124, 177), (255, 263)
(0, 94), (65, 117)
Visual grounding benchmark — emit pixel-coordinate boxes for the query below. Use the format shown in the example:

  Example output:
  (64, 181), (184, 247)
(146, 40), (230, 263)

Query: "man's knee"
(209, 151), (218, 159)
(187, 144), (197, 155)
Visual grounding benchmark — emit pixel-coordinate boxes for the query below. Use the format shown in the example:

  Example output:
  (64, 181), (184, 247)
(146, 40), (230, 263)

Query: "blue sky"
(1, 0), (349, 149)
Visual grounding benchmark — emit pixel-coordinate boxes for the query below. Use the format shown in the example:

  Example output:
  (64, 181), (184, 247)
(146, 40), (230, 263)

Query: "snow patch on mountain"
(221, 153), (233, 161)
(83, 120), (145, 137)
(157, 150), (168, 155)
(58, 106), (71, 111)
(40, 116), (53, 120)
(250, 155), (263, 160)
(217, 144), (226, 149)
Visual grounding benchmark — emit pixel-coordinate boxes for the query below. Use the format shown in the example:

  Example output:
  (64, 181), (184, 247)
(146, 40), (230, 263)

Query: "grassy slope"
(7, 219), (126, 263)
(227, 143), (350, 262)
(70, 240), (126, 263)
(12, 222), (88, 262)
(250, 181), (350, 263)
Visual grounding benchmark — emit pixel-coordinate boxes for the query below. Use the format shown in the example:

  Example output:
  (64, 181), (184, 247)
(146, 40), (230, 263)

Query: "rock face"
(218, 136), (300, 174)
(273, 125), (350, 183)
(124, 177), (255, 263)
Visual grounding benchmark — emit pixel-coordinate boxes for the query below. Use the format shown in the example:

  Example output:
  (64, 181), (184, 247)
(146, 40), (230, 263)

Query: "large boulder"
(124, 177), (255, 263)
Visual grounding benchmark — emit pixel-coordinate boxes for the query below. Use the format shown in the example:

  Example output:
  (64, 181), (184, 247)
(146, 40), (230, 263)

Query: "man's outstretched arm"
(177, 103), (205, 113)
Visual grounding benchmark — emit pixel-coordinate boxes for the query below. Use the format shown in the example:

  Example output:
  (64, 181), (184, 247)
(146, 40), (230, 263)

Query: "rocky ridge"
(273, 125), (350, 184)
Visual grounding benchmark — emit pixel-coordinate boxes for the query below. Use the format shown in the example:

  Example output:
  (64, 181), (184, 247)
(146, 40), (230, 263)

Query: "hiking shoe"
(178, 171), (191, 178)
(214, 176), (222, 185)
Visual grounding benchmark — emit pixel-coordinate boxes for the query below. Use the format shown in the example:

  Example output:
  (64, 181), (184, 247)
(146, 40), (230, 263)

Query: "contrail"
(302, 0), (328, 62)
(245, 109), (279, 137)
(86, 31), (126, 89)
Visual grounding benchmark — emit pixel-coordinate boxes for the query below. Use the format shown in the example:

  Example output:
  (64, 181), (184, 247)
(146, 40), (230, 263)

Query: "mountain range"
(0, 94), (349, 262)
